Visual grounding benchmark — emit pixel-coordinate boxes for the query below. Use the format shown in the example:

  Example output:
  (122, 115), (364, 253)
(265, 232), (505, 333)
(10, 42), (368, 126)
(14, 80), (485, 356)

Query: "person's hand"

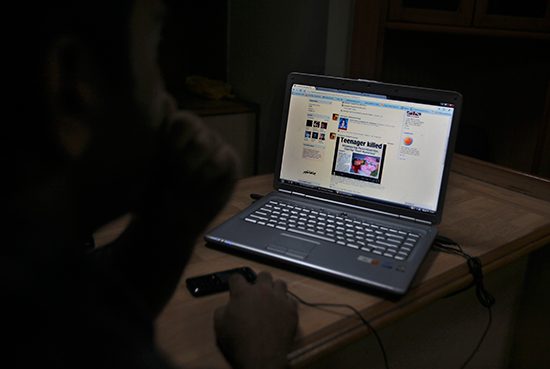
(214, 272), (298, 369)
(96, 109), (240, 316)
(143, 109), (240, 234)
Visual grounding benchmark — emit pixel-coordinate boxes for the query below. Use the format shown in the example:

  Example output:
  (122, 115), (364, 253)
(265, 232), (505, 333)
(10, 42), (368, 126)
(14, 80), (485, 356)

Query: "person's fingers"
(168, 111), (241, 182)
(163, 91), (178, 118)
(272, 279), (289, 298)
(213, 305), (226, 325)
(166, 111), (201, 150)
(213, 305), (229, 349)
(228, 273), (248, 298)
(255, 271), (274, 287)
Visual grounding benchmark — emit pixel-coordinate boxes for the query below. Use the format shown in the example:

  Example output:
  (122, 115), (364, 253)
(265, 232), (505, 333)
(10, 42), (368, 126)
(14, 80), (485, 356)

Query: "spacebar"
(287, 228), (335, 243)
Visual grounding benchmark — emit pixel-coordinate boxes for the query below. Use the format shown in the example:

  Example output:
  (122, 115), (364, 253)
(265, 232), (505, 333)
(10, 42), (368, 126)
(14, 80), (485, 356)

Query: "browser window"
(279, 84), (455, 214)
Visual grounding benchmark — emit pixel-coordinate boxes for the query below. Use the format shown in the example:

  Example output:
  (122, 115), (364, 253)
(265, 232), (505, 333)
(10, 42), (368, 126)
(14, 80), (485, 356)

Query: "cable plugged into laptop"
(250, 193), (264, 201)
(433, 235), (495, 308)
(433, 235), (495, 368)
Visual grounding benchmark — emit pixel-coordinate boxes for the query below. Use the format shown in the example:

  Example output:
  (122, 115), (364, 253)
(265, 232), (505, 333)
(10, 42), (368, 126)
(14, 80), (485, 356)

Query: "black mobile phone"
(185, 267), (257, 297)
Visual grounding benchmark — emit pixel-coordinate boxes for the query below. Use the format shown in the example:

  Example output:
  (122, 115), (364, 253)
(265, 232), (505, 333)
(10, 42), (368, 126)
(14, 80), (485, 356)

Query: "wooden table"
(94, 154), (550, 368)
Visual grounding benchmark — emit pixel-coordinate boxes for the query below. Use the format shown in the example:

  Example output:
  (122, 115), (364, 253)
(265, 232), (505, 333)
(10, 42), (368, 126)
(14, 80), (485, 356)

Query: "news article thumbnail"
(351, 154), (381, 177)
(331, 137), (387, 184)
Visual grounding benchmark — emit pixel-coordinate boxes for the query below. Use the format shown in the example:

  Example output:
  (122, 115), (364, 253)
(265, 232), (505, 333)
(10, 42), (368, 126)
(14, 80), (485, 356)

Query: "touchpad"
(270, 233), (318, 253)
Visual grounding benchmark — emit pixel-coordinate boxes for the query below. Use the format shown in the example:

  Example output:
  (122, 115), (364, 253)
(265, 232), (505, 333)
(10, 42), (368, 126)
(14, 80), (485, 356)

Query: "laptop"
(205, 72), (461, 295)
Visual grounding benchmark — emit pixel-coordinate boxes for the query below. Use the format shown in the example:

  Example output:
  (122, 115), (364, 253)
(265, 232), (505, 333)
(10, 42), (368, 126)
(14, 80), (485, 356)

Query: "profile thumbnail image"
(332, 113), (339, 121)
(312, 132), (319, 139)
(306, 120), (313, 127)
(305, 131), (312, 138)
(350, 154), (380, 177)
(338, 118), (348, 130)
(329, 132), (336, 140)
(319, 133), (325, 141)
(313, 121), (320, 128)
(321, 122), (328, 129)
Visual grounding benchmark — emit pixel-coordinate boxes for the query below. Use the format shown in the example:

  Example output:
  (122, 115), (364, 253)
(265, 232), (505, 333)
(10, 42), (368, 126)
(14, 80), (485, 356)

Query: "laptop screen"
(276, 74), (460, 224)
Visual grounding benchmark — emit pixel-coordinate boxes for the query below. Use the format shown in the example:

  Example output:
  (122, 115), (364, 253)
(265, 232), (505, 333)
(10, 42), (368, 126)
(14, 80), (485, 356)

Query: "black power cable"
(287, 290), (390, 369)
(433, 236), (495, 368)
(286, 237), (495, 369)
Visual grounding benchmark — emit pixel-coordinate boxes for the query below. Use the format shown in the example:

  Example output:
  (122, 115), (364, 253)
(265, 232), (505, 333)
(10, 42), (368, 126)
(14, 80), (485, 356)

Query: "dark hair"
(1, 1), (134, 158)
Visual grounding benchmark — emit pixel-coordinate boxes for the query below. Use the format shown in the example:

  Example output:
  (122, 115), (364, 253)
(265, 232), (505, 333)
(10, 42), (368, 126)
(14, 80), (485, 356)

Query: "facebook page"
(279, 84), (454, 214)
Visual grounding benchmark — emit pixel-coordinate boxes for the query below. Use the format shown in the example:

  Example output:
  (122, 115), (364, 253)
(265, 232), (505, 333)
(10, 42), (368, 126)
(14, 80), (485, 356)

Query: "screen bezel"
(273, 72), (462, 225)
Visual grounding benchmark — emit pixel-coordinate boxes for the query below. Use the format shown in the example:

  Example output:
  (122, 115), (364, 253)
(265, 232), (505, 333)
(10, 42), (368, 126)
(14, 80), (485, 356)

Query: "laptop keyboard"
(244, 199), (421, 261)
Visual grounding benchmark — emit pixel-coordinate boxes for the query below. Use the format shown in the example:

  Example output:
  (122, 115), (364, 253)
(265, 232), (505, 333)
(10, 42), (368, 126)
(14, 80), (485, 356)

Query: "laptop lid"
(273, 73), (462, 225)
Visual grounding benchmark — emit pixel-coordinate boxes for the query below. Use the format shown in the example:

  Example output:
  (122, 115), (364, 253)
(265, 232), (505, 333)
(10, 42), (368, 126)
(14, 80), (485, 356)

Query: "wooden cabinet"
(388, 0), (550, 30)
(389, 0), (475, 26)
(351, 0), (550, 177)
(474, 0), (550, 31)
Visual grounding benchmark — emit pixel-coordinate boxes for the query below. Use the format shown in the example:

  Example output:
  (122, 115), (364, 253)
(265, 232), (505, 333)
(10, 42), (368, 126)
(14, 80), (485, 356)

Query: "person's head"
(3, 0), (174, 237)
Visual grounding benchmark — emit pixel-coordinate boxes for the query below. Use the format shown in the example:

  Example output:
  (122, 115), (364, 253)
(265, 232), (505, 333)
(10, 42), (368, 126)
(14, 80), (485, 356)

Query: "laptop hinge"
(399, 215), (432, 225)
(279, 189), (306, 197)
(281, 191), (434, 224)
(399, 215), (416, 222)
(304, 194), (399, 217)
(415, 219), (432, 225)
